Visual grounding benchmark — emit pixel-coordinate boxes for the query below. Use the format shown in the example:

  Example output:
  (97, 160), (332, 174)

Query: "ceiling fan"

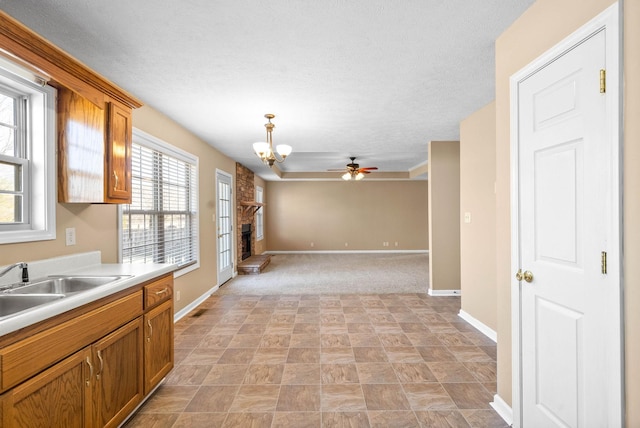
(328, 157), (378, 181)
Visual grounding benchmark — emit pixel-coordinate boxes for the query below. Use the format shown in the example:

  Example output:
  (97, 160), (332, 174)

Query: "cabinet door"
(105, 101), (132, 203)
(57, 87), (106, 203)
(92, 318), (143, 428)
(2, 347), (92, 427)
(144, 300), (174, 394)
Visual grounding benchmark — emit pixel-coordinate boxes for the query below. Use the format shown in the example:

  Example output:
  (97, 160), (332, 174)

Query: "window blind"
(121, 139), (198, 269)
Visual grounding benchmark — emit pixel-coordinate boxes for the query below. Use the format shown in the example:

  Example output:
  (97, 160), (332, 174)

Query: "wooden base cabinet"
(144, 300), (173, 394)
(1, 348), (92, 427)
(0, 273), (174, 427)
(93, 318), (143, 428)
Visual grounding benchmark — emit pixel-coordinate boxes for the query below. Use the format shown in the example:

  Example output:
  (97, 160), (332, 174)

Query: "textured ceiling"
(0, 0), (534, 180)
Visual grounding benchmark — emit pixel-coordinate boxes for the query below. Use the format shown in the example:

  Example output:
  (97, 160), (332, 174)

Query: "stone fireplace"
(236, 163), (255, 267)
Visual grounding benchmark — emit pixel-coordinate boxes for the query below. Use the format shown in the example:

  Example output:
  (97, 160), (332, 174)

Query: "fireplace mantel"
(240, 201), (265, 215)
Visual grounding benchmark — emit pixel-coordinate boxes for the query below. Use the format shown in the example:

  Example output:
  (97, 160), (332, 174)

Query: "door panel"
(216, 171), (233, 284)
(514, 19), (621, 427)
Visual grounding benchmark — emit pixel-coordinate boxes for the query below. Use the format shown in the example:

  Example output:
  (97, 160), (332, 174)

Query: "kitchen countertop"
(0, 261), (176, 336)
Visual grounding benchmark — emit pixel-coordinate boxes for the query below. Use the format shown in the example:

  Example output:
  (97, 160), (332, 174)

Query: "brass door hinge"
(601, 251), (607, 274)
(600, 69), (606, 93)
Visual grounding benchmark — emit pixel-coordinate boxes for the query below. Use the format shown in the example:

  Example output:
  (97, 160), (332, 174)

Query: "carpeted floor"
(218, 253), (430, 295)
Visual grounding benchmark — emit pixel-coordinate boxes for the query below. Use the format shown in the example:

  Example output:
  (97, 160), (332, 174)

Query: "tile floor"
(125, 293), (508, 427)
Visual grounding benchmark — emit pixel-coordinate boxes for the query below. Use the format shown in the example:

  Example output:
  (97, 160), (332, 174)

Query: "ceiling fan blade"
(360, 167), (378, 170)
(360, 170), (372, 174)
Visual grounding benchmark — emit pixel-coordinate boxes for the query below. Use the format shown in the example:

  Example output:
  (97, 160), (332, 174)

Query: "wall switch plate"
(464, 212), (472, 224)
(65, 227), (76, 246)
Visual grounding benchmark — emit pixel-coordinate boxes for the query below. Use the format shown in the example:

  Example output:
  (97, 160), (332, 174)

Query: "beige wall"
(624, 1), (640, 424)
(460, 103), (497, 330)
(265, 180), (428, 251)
(0, 203), (119, 265)
(495, 2), (640, 427)
(133, 106), (237, 313)
(428, 141), (461, 292)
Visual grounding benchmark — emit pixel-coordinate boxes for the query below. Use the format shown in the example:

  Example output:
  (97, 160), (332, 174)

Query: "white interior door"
(216, 170), (233, 284)
(511, 5), (621, 428)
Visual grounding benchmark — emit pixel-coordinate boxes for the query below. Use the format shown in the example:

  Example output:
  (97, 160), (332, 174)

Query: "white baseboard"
(458, 309), (497, 342)
(490, 394), (513, 426)
(427, 288), (461, 296)
(265, 250), (429, 255)
(174, 283), (219, 323)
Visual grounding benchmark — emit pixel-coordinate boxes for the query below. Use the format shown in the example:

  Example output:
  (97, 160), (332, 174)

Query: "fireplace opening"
(241, 224), (252, 260)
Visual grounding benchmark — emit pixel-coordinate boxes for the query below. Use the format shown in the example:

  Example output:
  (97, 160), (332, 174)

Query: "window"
(120, 129), (199, 276)
(0, 58), (56, 244)
(255, 186), (264, 241)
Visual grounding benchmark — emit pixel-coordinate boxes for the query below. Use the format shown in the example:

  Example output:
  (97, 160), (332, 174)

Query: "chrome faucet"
(0, 262), (29, 283)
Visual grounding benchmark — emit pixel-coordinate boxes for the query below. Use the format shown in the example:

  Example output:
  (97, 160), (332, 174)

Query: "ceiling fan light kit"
(253, 113), (292, 168)
(331, 156), (378, 181)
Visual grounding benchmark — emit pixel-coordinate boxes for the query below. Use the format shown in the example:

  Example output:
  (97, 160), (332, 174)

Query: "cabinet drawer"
(144, 274), (173, 309)
(0, 291), (143, 392)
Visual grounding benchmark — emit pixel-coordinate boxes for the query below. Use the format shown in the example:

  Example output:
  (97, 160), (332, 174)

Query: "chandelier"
(252, 114), (292, 167)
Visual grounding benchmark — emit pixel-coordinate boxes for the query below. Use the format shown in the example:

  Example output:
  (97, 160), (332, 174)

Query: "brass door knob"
(516, 269), (534, 283)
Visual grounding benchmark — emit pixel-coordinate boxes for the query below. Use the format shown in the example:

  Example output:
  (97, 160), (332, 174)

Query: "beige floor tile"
(282, 363), (321, 384)
(356, 363), (399, 384)
(402, 383), (457, 410)
(378, 333), (413, 347)
(136, 385), (199, 413)
(441, 383), (493, 409)
(222, 412), (273, 428)
(461, 409), (510, 428)
(361, 384), (411, 410)
(179, 348), (224, 365)
(322, 411), (370, 428)
(349, 333), (382, 347)
(243, 363), (285, 384)
(229, 385), (280, 411)
(384, 347), (424, 363)
(229, 333), (263, 348)
(252, 348), (290, 364)
(260, 333), (291, 348)
(416, 346), (456, 362)
(164, 365), (212, 386)
(124, 413), (178, 428)
(202, 364), (248, 385)
(368, 410), (420, 428)
(427, 362), (478, 382)
(321, 384), (367, 411)
(321, 363), (359, 384)
(185, 385), (239, 412)
(217, 348), (256, 364)
(415, 410), (471, 428)
(353, 347), (388, 363)
(287, 347), (321, 363)
(172, 412), (227, 428)
(277, 385), (321, 411)
(392, 362), (438, 383)
(321, 348), (355, 364)
(272, 411), (322, 427)
(290, 333), (321, 347)
(463, 362), (497, 383)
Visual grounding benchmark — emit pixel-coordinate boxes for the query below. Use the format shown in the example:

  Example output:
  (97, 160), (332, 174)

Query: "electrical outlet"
(176, 290), (181, 301)
(464, 212), (472, 224)
(65, 227), (76, 246)
(310, 242), (314, 247)
(345, 242), (348, 247)
(395, 242), (398, 247)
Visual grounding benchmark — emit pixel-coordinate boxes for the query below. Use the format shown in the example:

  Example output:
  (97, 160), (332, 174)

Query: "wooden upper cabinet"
(0, 11), (142, 204)
(105, 101), (132, 203)
(58, 88), (134, 203)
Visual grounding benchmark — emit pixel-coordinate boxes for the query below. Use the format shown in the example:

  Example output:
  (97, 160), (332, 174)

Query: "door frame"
(215, 169), (235, 285)
(509, 3), (622, 427)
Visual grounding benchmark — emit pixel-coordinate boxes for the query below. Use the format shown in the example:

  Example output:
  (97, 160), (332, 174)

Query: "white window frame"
(118, 128), (200, 277)
(0, 58), (56, 244)
(255, 186), (264, 241)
